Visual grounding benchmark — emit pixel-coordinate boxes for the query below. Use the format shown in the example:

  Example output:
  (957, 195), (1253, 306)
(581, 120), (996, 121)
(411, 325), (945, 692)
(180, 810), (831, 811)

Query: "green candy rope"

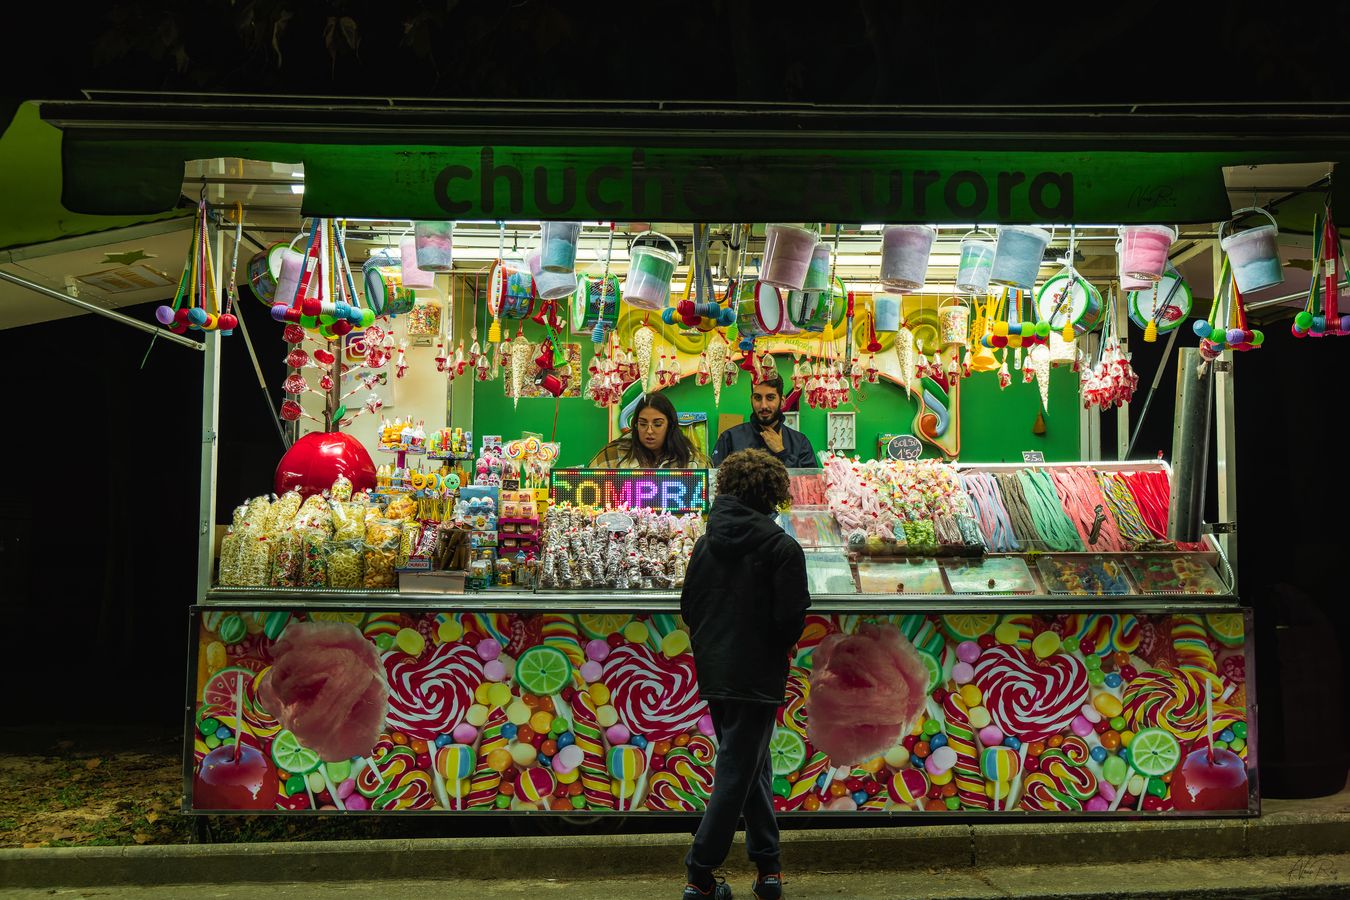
(1018, 470), (1084, 552)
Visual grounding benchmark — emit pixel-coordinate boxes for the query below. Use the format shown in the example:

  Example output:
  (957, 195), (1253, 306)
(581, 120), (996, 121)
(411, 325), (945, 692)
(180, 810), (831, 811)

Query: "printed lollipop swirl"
(601, 644), (708, 742)
(570, 691), (616, 810)
(1020, 735), (1098, 811)
(1123, 667), (1243, 747)
(383, 643), (485, 741)
(972, 645), (1088, 743)
(645, 735), (717, 812)
(778, 666), (810, 737)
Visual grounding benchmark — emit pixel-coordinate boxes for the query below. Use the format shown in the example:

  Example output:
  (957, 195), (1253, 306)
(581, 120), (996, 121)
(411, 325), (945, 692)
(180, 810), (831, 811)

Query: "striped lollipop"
(972, 644), (1088, 743)
(516, 767), (556, 804)
(570, 690), (615, 809)
(465, 706), (509, 808)
(942, 691), (990, 810)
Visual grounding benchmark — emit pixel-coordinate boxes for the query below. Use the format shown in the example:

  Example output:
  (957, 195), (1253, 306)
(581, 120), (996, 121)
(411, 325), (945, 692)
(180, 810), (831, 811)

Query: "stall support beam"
(0, 269), (203, 351)
(196, 168), (225, 602)
(1213, 244), (1239, 590)
(1115, 286), (1130, 460)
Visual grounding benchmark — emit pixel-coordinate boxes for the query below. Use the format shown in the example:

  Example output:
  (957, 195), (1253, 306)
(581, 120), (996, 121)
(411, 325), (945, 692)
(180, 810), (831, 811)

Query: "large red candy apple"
(274, 431), (376, 498)
(1170, 746), (1249, 812)
(193, 743), (278, 810)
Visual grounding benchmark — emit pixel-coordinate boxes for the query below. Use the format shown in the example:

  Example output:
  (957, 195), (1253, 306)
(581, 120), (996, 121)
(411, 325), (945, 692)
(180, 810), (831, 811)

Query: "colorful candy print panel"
(190, 608), (1254, 815)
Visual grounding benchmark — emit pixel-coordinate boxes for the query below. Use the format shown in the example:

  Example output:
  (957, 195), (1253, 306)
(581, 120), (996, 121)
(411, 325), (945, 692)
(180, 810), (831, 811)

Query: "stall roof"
(37, 95), (1350, 225)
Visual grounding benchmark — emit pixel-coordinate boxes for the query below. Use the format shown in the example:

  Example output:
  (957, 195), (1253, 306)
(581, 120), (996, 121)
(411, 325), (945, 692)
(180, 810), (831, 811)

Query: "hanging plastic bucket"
(246, 242), (295, 305)
(413, 221), (455, 272)
(761, 224), (819, 291)
(400, 236), (437, 289)
(939, 303), (970, 346)
(874, 295), (901, 332)
(1118, 224), (1176, 282)
(527, 250), (578, 301)
(955, 233), (996, 295)
(801, 242), (832, 293)
(879, 225), (935, 293)
(487, 260), (536, 319)
(622, 232), (681, 310)
(1220, 207), (1283, 293)
(364, 265), (416, 318)
(539, 221), (582, 274)
(273, 242), (308, 307)
(1115, 239), (1154, 291)
(990, 225), (1052, 290)
(735, 280), (785, 337)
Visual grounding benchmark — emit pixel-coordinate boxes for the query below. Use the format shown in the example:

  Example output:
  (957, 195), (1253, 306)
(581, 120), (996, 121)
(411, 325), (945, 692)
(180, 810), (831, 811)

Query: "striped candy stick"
(784, 751), (831, 810)
(942, 690), (990, 810)
(465, 706), (509, 809)
(571, 690), (615, 809)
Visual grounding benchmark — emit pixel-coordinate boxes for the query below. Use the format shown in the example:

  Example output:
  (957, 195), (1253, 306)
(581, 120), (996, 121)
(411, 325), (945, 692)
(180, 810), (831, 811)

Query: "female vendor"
(590, 392), (710, 469)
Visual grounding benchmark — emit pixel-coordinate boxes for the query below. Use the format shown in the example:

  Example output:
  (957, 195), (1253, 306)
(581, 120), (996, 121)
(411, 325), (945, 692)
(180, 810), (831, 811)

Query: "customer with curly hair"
(679, 449), (810, 900)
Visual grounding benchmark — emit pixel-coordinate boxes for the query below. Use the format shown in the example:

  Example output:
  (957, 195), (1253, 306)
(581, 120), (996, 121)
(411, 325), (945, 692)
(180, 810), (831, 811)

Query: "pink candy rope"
(806, 622), (930, 767)
(1049, 467), (1127, 552)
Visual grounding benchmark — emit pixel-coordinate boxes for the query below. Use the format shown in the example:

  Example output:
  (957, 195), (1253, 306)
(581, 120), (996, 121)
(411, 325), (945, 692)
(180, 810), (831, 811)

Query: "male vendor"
(710, 373), (818, 468)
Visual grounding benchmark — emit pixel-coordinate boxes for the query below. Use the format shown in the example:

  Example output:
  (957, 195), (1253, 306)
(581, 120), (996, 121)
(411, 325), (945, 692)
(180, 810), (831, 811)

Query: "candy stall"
(38, 110), (1276, 821)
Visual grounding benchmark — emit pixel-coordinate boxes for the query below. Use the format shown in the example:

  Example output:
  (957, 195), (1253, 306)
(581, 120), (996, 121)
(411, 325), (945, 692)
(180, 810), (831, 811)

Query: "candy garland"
(1081, 288), (1137, 409)
(1049, 467), (1128, 552)
(960, 473), (1019, 552)
(1094, 472), (1155, 548)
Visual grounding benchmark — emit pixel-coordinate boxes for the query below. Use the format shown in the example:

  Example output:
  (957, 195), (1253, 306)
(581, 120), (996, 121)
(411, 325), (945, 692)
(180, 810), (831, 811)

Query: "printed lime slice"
(940, 614), (998, 643)
(578, 613), (633, 640)
(769, 728), (807, 776)
(514, 646), (573, 697)
(1204, 613), (1245, 647)
(918, 651), (942, 695)
(271, 730), (322, 775)
(1128, 727), (1181, 778)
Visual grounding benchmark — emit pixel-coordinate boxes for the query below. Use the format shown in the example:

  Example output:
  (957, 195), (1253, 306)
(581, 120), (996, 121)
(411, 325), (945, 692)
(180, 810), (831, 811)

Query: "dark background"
(1, 3), (1345, 797)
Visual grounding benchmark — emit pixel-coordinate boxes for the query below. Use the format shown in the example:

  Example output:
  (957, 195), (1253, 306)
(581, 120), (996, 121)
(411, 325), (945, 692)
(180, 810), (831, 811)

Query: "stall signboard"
(550, 468), (709, 514)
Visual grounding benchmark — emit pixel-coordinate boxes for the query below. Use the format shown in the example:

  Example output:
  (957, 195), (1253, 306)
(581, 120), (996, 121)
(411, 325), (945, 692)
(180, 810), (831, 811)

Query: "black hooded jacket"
(680, 494), (812, 704)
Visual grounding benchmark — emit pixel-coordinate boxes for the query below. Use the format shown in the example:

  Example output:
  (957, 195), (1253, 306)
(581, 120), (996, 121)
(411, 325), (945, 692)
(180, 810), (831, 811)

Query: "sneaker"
(751, 873), (782, 900)
(682, 874), (732, 899)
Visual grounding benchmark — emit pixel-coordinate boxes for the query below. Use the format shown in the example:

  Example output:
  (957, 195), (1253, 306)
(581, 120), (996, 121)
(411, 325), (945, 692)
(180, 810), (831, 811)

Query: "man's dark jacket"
(680, 494), (812, 704)
(710, 421), (818, 469)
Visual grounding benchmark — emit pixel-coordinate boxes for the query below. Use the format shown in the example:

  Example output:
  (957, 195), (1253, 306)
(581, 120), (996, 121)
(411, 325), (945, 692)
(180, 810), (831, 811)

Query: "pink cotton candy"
(257, 620), (389, 761)
(806, 622), (930, 767)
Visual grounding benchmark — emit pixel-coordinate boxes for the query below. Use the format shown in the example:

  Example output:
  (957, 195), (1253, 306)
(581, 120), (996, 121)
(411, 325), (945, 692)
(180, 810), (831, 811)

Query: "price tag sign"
(595, 511), (635, 533)
(1022, 451), (1046, 463)
(885, 434), (923, 461)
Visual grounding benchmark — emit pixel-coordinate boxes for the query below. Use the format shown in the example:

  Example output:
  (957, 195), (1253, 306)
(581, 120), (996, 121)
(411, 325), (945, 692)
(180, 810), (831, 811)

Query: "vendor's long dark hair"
(625, 392), (696, 467)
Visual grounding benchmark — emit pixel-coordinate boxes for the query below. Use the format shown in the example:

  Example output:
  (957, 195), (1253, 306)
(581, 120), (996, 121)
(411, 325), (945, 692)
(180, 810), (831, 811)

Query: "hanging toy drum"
(622, 231), (681, 310)
(736, 280), (785, 337)
(939, 303), (970, 346)
(527, 250), (577, 301)
(990, 225), (1052, 291)
(363, 264), (416, 318)
(955, 232), (996, 295)
(1035, 272), (1103, 335)
(1128, 269), (1192, 333)
(1118, 224), (1176, 282)
(785, 274), (841, 333)
(879, 224), (936, 293)
(487, 259), (536, 320)
(413, 221), (455, 272)
(1220, 206), (1284, 294)
(572, 273), (621, 335)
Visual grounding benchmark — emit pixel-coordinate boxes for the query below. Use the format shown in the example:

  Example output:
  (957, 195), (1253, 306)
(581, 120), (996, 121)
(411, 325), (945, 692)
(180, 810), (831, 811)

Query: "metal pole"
(1212, 248), (1239, 589)
(0, 269), (203, 351)
(196, 167), (225, 601)
(1168, 347), (1213, 544)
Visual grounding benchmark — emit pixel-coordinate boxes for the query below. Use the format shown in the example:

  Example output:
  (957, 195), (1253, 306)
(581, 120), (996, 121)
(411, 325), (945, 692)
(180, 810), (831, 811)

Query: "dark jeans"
(685, 698), (782, 881)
